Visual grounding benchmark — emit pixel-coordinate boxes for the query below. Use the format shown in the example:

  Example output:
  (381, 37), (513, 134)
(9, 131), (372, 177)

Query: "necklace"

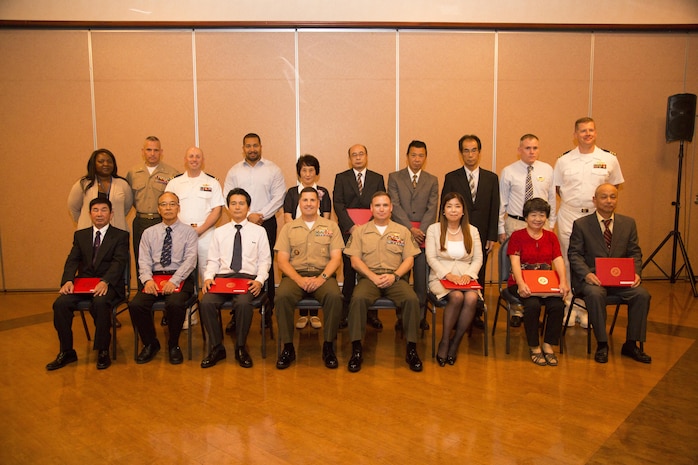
(447, 225), (462, 235)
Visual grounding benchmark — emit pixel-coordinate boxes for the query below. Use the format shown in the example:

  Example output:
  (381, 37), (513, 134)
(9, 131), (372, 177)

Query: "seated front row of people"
(47, 187), (652, 371)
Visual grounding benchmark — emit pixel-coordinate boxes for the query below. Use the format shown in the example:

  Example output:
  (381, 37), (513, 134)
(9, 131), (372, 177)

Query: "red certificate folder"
(346, 208), (372, 226)
(595, 257), (635, 287)
(152, 275), (183, 293)
(440, 279), (483, 290)
(72, 278), (101, 293)
(207, 278), (250, 294)
(522, 270), (561, 297)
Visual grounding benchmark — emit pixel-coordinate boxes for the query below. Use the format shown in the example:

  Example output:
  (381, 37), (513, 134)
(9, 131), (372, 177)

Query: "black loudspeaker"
(666, 93), (696, 142)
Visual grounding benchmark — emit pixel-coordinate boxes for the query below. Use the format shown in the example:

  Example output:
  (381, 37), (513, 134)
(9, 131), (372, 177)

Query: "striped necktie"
(469, 173), (476, 203)
(160, 226), (172, 267)
(603, 219), (613, 250)
(524, 165), (534, 202)
(357, 172), (363, 196)
(412, 174), (418, 189)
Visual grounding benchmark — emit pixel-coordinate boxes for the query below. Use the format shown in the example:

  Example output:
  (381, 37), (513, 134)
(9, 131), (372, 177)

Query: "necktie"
(469, 173), (477, 203)
(160, 226), (172, 268)
(92, 231), (101, 266)
(357, 172), (363, 196)
(231, 224), (243, 272)
(412, 174), (418, 189)
(524, 165), (534, 202)
(603, 219), (613, 250)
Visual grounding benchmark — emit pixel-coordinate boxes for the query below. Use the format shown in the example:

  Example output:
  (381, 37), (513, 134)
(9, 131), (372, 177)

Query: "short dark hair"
(299, 186), (319, 199)
(406, 140), (427, 155)
(519, 133), (538, 142)
(458, 134), (482, 152)
(523, 198), (551, 219)
(145, 135), (160, 143)
(89, 197), (112, 212)
(227, 187), (251, 207)
(371, 191), (391, 202)
(158, 191), (180, 204)
(243, 133), (261, 145)
(296, 154), (320, 176)
(574, 117), (595, 130)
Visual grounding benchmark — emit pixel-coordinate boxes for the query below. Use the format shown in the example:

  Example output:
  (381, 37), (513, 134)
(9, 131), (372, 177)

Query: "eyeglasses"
(461, 148), (479, 155)
(158, 202), (179, 207)
(350, 152), (366, 157)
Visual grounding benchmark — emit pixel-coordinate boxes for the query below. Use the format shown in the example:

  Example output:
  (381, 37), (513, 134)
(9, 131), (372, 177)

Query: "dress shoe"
(296, 316), (309, 329)
(96, 350), (111, 370)
(472, 316), (485, 330)
(419, 318), (430, 331)
(160, 315), (168, 326)
(406, 347), (423, 372)
(310, 316), (322, 329)
(621, 343), (652, 364)
(136, 340), (161, 364)
(594, 345), (609, 364)
(347, 349), (363, 373)
(436, 355), (447, 367)
(235, 346), (253, 368)
(510, 315), (522, 327)
(46, 350), (78, 371)
(201, 344), (227, 368)
(338, 318), (348, 329)
(368, 316), (383, 329)
(225, 318), (235, 334)
(394, 319), (403, 332)
(322, 343), (338, 369)
(276, 346), (296, 370)
(169, 346), (184, 365)
(446, 355), (457, 366)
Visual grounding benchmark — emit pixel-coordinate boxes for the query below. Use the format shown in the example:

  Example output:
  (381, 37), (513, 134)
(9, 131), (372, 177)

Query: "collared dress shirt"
(223, 158), (285, 221)
(204, 220), (271, 283)
(138, 219), (198, 287)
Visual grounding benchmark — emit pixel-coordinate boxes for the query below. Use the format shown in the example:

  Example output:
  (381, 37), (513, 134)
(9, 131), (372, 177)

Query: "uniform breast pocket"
(386, 243), (404, 255)
(197, 189), (213, 200)
(591, 168), (609, 178)
(132, 180), (147, 192)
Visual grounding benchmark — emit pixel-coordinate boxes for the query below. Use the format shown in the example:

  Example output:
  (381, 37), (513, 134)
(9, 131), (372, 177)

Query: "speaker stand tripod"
(642, 140), (697, 297)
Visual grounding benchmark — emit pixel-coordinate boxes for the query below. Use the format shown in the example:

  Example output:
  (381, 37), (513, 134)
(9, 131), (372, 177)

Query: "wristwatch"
(320, 273), (328, 280)
(393, 273), (401, 284)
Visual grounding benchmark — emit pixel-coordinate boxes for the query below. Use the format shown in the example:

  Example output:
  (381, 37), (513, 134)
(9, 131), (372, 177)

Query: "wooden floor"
(1, 280), (696, 464)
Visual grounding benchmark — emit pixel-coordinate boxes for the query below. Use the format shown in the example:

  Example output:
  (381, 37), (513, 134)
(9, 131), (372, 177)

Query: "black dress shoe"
(160, 315), (168, 326)
(348, 349), (363, 373)
(201, 344), (227, 368)
(436, 355), (447, 367)
(322, 344), (338, 369)
(235, 346), (253, 368)
(368, 316), (383, 329)
(510, 315), (522, 327)
(338, 318), (348, 329)
(169, 346), (183, 365)
(46, 350), (78, 371)
(96, 350), (111, 370)
(621, 343), (652, 364)
(419, 318), (430, 331)
(406, 347), (423, 372)
(446, 355), (457, 366)
(472, 316), (485, 330)
(276, 347), (296, 370)
(394, 319), (403, 332)
(594, 345), (609, 364)
(136, 341), (161, 364)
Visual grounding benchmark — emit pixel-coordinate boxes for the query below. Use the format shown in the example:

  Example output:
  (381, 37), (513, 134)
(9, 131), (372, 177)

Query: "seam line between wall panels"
(396, 29), (400, 170)
(295, 29), (301, 158)
(87, 31), (97, 149)
(588, 33), (595, 116)
(192, 30), (200, 146)
(492, 31), (499, 169)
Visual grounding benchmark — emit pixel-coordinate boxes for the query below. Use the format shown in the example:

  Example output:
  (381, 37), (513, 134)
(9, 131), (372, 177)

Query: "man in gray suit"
(388, 140), (439, 331)
(568, 183), (651, 364)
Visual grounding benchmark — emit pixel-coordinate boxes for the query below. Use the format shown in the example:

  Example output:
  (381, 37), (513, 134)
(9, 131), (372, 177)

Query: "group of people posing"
(46, 117), (652, 373)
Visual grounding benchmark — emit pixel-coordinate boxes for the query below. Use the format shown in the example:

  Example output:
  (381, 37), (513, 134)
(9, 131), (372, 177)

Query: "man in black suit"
(47, 197), (129, 371)
(388, 140), (439, 330)
(441, 135), (500, 326)
(333, 144), (386, 329)
(568, 183), (651, 364)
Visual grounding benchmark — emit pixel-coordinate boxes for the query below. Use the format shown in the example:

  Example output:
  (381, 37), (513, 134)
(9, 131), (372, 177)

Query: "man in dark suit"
(388, 140), (439, 330)
(441, 134), (500, 327)
(568, 183), (651, 364)
(333, 143), (386, 328)
(47, 197), (129, 371)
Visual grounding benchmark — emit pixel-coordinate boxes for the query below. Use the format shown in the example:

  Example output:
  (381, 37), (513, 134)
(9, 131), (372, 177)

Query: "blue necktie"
(160, 226), (172, 268)
(230, 224), (242, 272)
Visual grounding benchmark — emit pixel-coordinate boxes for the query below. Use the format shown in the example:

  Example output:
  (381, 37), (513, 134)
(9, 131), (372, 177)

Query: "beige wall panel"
(90, 31), (195, 171)
(399, 32), (496, 185)
(592, 33), (689, 277)
(496, 32), (592, 170)
(195, 31), (298, 206)
(683, 34), (698, 279)
(298, 31), (396, 195)
(0, 30), (93, 290)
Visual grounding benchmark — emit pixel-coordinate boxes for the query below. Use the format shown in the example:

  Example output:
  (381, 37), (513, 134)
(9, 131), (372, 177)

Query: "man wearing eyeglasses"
(441, 135), (500, 322)
(128, 192), (198, 365)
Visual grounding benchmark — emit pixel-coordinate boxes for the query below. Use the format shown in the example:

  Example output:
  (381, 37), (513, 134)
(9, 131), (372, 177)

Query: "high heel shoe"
(446, 355), (457, 365)
(436, 355), (447, 367)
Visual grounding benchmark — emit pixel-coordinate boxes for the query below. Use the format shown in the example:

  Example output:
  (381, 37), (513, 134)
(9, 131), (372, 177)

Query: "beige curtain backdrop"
(0, 29), (696, 290)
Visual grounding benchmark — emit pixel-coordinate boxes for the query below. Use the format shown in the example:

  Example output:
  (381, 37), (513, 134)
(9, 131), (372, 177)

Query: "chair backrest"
(498, 237), (512, 291)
